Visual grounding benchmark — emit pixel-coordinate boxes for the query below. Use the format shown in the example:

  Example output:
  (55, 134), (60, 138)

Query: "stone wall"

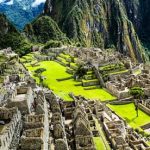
(139, 104), (150, 115)
(0, 107), (22, 150)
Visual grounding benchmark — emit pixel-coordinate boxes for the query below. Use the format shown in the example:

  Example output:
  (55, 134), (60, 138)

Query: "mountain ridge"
(0, 0), (45, 29)
(0, 0), (150, 62)
(43, 0), (146, 62)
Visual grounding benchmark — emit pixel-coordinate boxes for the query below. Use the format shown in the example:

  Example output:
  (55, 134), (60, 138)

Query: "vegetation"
(44, 0), (147, 62)
(34, 68), (46, 75)
(130, 87), (144, 117)
(108, 103), (150, 129)
(93, 137), (107, 150)
(0, 14), (33, 56)
(24, 57), (116, 101)
(99, 63), (125, 72)
(130, 87), (144, 99)
(24, 16), (70, 44)
(74, 65), (88, 79)
(44, 40), (62, 49)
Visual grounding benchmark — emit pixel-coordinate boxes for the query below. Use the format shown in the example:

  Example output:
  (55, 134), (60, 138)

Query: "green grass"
(93, 137), (107, 150)
(25, 61), (116, 101)
(147, 141), (150, 146)
(59, 53), (71, 59)
(108, 103), (150, 129)
(93, 117), (110, 150)
(108, 69), (128, 75)
(134, 69), (142, 75)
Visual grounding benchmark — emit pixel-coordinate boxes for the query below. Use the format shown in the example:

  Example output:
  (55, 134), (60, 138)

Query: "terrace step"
(84, 74), (96, 80)
(82, 79), (99, 87)
(56, 56), (68, 64)
(56, 76), (73, 81)
(66, 67), (74, 74)
(84, 85), (101, 90)
(59, 53), (72, 62)
(74, 82), (82, 86)
(86, 71), (93, 75)
(69, 62), (78, 70)
(55, 58), (69, 67)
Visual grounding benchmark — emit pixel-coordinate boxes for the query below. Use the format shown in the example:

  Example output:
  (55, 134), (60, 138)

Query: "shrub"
(44, 40), (62, 49)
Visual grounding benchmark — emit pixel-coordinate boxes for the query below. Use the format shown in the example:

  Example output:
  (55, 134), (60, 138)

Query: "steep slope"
(43, 0), (146, 62)
(0, 0), (45, 30)
(24, 16), (69, 44)
(0, 14), (32, 55)
(122, 0), (150, 42)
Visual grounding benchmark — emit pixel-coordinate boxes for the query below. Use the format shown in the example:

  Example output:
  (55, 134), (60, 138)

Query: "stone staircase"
(82, 71), (100, 88)
(74, 71), (101, 89)
(56, 53), (73, 67)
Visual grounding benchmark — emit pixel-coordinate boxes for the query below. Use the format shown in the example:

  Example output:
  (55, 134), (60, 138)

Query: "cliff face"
(0, 14), (32, 56)
(123, 0), (150, 42)
(0, 14), (21, 49)
(43, 0), (147, 62)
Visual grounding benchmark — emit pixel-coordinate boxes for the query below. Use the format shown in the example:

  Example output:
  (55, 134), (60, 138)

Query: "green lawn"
(93, 137), (107, 150)
(93, 117), (110, 150)
(108, 103), (150, 129)
(25, 61), (116, 101)
(147, 141), (150, 146)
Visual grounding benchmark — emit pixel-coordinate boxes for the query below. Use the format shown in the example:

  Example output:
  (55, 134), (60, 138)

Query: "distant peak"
(32, 0), (46, 7)
(0, 0), (13, 5)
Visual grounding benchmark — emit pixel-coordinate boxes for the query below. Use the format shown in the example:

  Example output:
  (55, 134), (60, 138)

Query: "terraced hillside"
(21, 52), (116, 101)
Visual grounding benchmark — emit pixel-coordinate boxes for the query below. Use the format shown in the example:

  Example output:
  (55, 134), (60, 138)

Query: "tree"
(130, 87), (144, 117)
(35, 68), (46, 75)
(34, 68), (46, 86)
(74, 65), (88, 80)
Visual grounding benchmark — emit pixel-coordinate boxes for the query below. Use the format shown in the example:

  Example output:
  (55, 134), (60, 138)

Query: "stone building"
(0, 107), (22, 150)
(103, 120), (130, 149)
(20, 90), (49, 150)
(6, 86), (34, 114)
(106, 68), (150, 99)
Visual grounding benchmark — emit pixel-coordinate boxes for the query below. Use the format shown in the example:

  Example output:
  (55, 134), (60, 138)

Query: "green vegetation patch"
(108, 103), (150, 129)
(99, 63), (125, 72)
(93, 117), (110, 150)
(93, 137), (107, 150)
(25, 60), (116, 101)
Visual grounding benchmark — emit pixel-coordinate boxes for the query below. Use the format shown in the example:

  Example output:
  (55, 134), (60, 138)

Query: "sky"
(0, 0), (46, 7)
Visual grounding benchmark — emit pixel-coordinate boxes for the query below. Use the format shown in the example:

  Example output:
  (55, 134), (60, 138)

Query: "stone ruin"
(66, 47), (122, 66)
(106, 68), (150, 99)
(6, 86), (34, 114)
(0, 49), (150, 150)
(98, 102), (150, 150)
(20, 90), (49, 150)
(0, 107), (22, 150)
(47, 91), (69, 150)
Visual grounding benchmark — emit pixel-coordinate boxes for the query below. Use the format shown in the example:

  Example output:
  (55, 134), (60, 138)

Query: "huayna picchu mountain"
(0, 0), (150, 62)
(43, 0), (149, 62)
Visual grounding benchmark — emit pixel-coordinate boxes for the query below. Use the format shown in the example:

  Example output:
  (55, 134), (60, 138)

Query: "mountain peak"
(0, 0), (46, 29)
